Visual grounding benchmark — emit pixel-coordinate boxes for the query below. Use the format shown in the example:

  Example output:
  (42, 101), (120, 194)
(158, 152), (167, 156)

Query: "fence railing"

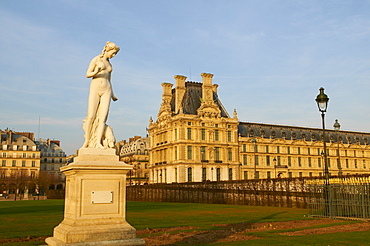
(127, 174), (370, 220)
(307, 177), (370, 220)
(127, 177), (312, 208)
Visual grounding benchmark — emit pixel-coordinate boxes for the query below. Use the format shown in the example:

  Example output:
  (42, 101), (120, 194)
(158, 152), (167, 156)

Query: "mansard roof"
(170, 81), (229, 117)
(238, 121), (370, 145)
(0, 131), (36, 148)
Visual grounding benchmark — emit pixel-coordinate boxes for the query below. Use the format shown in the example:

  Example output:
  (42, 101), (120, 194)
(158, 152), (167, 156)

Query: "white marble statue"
(82, 41), (120, 148)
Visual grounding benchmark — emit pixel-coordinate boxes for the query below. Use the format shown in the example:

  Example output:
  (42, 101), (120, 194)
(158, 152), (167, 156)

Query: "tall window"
(288, 156), (292, 166)
(298, 147), (301, 155)
(175, 168), (178, 182)
(287, 146), (291, 154)
(32, 161), (36, 167)
(255, 155), (259, 166)
(215, 130), (219, 141)
(243, 171), (248, 180)
(308, 157), (312, 167)
(174, 147), (178, 160)
(187, 128), (192, 140)
(266, 155), (270, 166)
(202, 168), (207, 182)
(227, 131), (231, 142)
(200, 146), (206, 161)
(267, 171), (271, 179)
(174, 129), (177, 140)
(318, 158), (322, 168)
(228, 168), (233, 180)
(12, 160), (16, 167)
(216, 168), (221, 181)
(215, 147), (220, 161)
(242, 144), (246, 152)
(243, 154), (247, 165)
(266, 145), (269, 153)
(201, 129), (205, 140)
(22, 161), (26, 167)
(255, 171), (260, 179)
(277, 146), (280, 154)
(187, 167), (192, 182)
(187, 146), (192, 160)
(1, 160), (6, 167)
(298, 157), (302, 167)
(227, 148), (232, 161)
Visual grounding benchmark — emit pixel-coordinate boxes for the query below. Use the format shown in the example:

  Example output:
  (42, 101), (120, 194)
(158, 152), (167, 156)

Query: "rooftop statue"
(82, 41), (120, 149)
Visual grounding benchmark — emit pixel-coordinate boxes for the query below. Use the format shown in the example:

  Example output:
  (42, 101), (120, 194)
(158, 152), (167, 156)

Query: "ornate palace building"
(118, 136), (150, 185)
(148, 73), (370, 183)
(148, 73), (239, 183)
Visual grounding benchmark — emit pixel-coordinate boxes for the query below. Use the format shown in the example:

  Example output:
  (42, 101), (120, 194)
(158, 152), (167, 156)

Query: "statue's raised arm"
(82, 41), (120, 149)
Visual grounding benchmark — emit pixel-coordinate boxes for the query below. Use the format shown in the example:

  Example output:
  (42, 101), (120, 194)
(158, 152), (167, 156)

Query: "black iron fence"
(127, 174), (370, 219)
(127, 177), (311, 208)
(307, 176), (370, 220)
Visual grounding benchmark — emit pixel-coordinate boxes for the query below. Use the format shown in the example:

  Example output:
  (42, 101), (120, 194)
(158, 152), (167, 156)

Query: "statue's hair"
(100, 41), (120, 58)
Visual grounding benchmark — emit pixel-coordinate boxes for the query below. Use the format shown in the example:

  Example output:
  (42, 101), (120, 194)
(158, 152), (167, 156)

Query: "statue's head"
(101, 41), (120, 58)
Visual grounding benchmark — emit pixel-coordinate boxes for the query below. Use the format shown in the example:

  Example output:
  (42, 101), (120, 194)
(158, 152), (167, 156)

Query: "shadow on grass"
(162, 212), (286, 245)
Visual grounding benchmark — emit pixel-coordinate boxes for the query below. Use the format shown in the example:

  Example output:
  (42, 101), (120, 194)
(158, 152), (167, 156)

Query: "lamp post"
(315, 87), (330, 182)
(333, 119), (342, 176)
(315, 87), (330, 217)
(252, 138), (257, 179)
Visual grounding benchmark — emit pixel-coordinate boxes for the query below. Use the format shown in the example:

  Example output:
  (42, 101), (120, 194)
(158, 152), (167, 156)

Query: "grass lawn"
(0, 200), (369, 245)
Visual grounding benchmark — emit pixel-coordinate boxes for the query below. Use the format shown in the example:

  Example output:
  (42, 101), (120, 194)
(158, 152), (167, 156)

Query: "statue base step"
(45, 237), (145, 246)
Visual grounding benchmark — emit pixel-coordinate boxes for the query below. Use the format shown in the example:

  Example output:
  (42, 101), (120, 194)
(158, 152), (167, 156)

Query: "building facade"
(0, 129), (40, 195)
(118, 136), (150, 185)
(148, 73), (370, 183)
(148, 73), (240, 183)
(36, 138), (67, 189)
(239, 122), (370, 179)
(0, 129), (68, 198)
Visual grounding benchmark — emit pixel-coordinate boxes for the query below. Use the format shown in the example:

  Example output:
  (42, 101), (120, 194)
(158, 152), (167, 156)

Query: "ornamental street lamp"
(333, 119), (342, 176)
(315, 87), (330, 182)
(315, 87), (331, 217)
(252, 138), (257, 179)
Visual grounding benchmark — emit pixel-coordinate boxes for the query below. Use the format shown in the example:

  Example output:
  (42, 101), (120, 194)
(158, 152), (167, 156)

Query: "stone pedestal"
(45, 148), (145, 246)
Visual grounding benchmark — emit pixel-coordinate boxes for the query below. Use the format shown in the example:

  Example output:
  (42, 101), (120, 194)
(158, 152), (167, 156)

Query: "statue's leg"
(82, 92), (100, 148)
(95, 92), (111, 148)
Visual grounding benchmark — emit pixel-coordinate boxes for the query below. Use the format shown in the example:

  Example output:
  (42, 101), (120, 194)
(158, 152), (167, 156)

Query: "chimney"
(161, 83), (173, 106)
(174, 75), (187, 113)
(201, 73), (214, 103)
(201, 73), (213, 86)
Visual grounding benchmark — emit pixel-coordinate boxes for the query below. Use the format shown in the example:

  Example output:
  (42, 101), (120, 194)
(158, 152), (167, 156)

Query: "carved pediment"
(197, 101), (221, 118)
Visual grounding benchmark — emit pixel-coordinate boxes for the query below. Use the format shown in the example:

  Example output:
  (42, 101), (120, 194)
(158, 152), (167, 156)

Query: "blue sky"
(1, 0), (370, 155)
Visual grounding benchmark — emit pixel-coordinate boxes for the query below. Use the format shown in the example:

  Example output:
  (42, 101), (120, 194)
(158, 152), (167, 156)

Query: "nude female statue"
(82, 41), (120, 148)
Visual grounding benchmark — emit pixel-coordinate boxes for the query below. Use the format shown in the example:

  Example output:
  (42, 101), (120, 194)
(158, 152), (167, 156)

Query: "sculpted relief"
(82, 42), (120, 149)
